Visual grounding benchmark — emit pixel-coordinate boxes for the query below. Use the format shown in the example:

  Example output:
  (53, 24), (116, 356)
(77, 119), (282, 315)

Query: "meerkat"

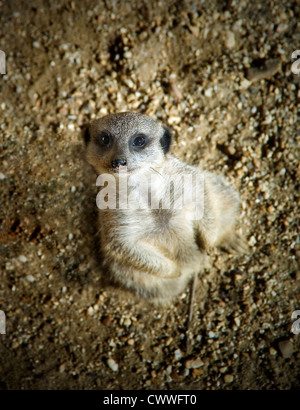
(85, 112), (246, 303)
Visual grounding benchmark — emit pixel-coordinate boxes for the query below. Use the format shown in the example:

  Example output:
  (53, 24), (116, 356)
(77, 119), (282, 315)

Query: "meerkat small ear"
(82, 124), (91, 145)
(160, 127), (172, 154)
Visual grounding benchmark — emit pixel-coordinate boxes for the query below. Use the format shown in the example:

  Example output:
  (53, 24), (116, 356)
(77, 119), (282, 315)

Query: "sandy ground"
(0, 0), (299, 389)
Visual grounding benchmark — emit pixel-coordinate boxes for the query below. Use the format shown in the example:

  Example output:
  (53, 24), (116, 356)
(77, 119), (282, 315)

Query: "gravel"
(0, 0), (299, 390)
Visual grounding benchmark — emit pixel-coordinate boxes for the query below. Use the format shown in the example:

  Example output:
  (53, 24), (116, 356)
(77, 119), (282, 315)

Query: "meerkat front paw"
(153, 257), (181, 279)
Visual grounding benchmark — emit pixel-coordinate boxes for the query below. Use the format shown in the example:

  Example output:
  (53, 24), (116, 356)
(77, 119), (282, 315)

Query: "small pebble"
(248, 236), (257, 246)
(240, 78), (252, 89)
(101, 315), (113, 326)
(165, 337), (173, 346)
(59, 363), (66, 373)
(124, 51), (132, 59)
(192, 368), (203, 377)
(225, 31), (236, 49)
(87, 306), (94, 315)
(252, 158), (260, 168)
(123, 317), (131, 327)
(174, 349), (183, 361)
(204, 88), (213, 97)
(278, 340), (294, 358)
(224, 374), (234, 383)
(185, 358), (204, 369)
(208, 331), (217, 338)
(107, 358), (119, 372)
(227, 146), (236, 156)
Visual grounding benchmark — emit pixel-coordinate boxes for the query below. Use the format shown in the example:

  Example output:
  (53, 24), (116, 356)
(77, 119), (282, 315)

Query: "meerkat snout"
(85, 111), (247, 303)
(111, 158), (127, 169)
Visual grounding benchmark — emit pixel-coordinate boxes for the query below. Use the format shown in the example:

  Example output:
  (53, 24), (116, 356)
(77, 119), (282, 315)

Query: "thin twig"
(185, 272), (198, 354)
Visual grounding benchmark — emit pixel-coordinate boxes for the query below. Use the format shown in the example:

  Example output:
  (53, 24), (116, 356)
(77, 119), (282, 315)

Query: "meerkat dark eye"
(132, 134), (146, 148)
(160, 127), (172, 154)
(96, 132), (110, 146)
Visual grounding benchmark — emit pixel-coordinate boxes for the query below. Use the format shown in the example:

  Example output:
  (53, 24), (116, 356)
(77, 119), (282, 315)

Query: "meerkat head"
(85, 112), (172, 175)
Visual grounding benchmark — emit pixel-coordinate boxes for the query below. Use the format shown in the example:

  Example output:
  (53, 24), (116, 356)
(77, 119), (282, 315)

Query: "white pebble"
(107, 358), (119, 372)
(204, 88), (213, 97)
(249, 235), (257, 246)
(87, 306), (94, 315)
(18, 255), (27, 263)
(174, 349), (183, 361)
(123, 317), (131, 327)
(225, 31), (236, 49)
(124, 51), (132, 59)
(240, 79), (251, 89)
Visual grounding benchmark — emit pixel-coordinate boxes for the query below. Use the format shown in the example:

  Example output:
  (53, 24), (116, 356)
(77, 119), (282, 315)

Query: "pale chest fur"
(99, 157), (202, 263)
(101, 206), (198, 261)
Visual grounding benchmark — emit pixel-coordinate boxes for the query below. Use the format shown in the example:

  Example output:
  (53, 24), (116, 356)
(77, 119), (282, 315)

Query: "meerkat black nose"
(111, 159), (127, 168)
